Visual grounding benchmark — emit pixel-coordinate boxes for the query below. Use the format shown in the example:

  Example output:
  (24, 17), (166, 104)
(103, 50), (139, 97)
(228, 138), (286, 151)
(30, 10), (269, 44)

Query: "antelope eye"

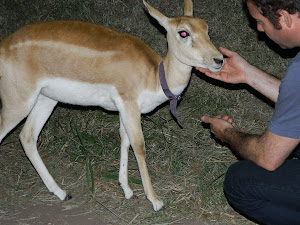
(179, 30), (189, 38)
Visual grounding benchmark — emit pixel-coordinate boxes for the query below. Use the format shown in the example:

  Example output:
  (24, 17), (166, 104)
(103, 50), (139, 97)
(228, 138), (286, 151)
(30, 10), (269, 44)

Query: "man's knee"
(224, 160), (300, 224)
(224, 160), (247, 200)
(223, 160), (262, 208)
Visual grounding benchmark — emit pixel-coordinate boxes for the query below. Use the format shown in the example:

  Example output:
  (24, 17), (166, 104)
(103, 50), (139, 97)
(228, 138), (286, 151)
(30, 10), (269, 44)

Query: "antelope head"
(143, 0), (224, 72)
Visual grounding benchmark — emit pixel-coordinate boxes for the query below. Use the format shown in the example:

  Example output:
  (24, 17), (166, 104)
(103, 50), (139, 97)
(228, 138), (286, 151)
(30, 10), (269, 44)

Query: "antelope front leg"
(119, 106), (164, 211)
(118, 117), (134, 199)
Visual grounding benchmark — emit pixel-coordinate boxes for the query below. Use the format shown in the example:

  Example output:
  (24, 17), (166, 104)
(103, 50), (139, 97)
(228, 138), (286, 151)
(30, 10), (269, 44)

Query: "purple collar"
(159, 61), (183, 128)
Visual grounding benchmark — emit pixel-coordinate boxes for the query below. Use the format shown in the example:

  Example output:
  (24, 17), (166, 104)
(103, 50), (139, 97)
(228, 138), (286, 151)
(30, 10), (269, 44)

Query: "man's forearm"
(246, 65), (280, 103)
(223, 128), (260, 162)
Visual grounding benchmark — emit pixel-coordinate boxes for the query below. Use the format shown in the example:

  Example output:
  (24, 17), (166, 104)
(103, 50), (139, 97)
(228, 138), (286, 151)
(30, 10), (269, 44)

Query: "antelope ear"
(143, 0), (168, 28)
(184, 0), (193, 16)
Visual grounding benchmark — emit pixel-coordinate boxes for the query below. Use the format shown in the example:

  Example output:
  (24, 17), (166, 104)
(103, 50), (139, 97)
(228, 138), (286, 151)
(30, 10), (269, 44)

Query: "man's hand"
(197, 47), (280, 103)
(196, 47), (250, 84)
(201, 115), (235, 142)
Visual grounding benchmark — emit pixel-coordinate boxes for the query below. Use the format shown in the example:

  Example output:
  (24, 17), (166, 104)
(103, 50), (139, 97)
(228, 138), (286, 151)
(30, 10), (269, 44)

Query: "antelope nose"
(214, 58), (224, 65)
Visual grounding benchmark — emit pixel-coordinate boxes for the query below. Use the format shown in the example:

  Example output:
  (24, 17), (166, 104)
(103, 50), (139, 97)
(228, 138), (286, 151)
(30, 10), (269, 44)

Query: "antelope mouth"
(208, 65), (223, 72)
(208, 57), (224, 72)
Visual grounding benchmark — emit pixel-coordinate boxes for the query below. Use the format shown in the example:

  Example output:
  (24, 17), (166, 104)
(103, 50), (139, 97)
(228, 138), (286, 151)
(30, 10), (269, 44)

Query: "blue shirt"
(268, 52), (300, 138)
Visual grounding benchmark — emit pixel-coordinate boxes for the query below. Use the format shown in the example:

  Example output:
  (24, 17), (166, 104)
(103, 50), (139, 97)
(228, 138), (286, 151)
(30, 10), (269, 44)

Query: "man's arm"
(201, 115), (300, 171)
(243, 64), (280, 103)
(197, 47), (281, 103)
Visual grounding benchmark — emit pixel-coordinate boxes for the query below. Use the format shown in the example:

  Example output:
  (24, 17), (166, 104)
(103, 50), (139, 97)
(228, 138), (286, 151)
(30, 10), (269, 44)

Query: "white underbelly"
(40, 78), (119, 111)
(39, 78), (186, 114)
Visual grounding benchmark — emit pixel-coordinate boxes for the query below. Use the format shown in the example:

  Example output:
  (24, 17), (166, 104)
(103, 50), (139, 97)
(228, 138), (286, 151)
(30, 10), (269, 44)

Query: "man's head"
(245, 0), (300, 29)
(245, 0), (300, 49)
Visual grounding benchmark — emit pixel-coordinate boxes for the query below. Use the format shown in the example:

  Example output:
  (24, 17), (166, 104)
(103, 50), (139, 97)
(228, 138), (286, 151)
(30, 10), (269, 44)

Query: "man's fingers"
(222, 115), (229, 120)
(219, 46), (233, 57)
(200, 115), (212, 123)
(202, 115), (234, 125)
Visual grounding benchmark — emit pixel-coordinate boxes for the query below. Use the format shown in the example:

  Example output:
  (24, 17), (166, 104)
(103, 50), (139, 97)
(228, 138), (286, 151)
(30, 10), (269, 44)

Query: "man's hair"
(246, 0), (300, 29)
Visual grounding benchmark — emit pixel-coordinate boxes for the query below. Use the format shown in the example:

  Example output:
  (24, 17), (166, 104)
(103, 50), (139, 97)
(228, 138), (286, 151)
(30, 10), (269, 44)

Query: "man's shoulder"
(284, 52), (300, 81)
(288, 52), (300, 67)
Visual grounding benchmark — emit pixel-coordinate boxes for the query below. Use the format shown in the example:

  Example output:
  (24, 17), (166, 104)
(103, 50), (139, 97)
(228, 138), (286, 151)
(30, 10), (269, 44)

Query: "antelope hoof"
(50, 189), (70, 201)
(124, 190), (134, 199)
(152, 200), (164, 212)
(64, 194), (73, 201)
(119, 183), (134, 199)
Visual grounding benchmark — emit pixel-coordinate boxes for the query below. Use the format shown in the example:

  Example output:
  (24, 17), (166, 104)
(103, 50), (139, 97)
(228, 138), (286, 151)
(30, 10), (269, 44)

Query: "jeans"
(224, 159), (300, 225)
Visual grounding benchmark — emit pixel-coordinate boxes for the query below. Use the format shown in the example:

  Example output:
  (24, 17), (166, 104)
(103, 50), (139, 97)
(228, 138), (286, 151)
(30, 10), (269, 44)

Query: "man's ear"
(279, 10), (292, 28)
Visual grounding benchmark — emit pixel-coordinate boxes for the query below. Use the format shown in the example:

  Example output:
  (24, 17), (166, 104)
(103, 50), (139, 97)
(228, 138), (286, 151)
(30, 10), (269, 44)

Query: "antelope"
(0, 0), (223, 211)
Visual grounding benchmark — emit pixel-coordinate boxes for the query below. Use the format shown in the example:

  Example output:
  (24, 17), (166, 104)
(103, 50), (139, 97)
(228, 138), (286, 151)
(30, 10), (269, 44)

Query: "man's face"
(247, 1), (291, 49)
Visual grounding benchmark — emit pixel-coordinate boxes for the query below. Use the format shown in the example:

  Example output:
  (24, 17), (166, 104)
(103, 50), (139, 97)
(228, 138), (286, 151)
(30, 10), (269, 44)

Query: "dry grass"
(0, 0), (293, 224)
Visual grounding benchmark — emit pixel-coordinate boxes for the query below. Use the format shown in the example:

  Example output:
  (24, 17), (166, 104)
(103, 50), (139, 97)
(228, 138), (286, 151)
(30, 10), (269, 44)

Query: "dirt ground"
(0, 203), (206, 225)
(0, 204), (108, 225)
(0, 198), (207, 225)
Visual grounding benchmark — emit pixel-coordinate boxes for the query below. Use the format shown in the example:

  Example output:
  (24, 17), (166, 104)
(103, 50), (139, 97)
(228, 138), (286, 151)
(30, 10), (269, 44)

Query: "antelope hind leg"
(19, 95), (68, 200)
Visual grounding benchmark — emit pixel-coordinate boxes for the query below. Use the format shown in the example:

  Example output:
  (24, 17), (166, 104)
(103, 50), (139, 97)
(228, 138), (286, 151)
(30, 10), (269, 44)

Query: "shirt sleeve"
(268, 75), (300, 139)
